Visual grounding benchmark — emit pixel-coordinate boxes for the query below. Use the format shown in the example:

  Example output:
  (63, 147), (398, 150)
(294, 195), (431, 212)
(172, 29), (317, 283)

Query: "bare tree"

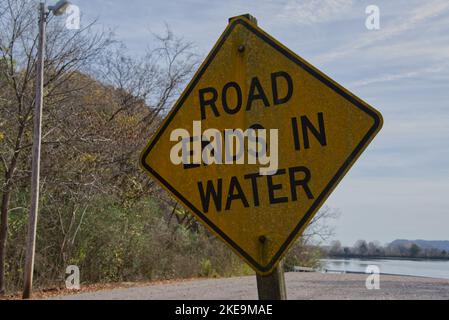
(0, 1), (202, 292)
(354, 239), (369, 256)
(302, 206), (340, 243)
(329, 240), (343, 256)
(0, 0), (112, 294)
(92, 27), (199, 202)
(284, 206), (340, 269)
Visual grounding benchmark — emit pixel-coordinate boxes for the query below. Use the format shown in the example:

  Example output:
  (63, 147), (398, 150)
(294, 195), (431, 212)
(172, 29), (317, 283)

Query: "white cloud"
(349, 64), (449, 87)
(358, 39), (449, 64)
(277, 0), (354, 25)
(315, 0), (449, 64)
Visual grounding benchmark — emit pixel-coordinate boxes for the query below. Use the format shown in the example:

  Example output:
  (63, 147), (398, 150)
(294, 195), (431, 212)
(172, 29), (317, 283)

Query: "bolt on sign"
(140, 15), (383, 274)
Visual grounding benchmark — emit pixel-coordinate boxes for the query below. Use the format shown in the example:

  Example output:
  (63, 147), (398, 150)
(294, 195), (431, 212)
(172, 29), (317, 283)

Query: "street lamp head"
(48, 0), (71, 16)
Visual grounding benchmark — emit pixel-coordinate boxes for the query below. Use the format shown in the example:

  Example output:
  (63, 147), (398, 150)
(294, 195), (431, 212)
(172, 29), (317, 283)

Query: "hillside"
(390, 240), (449, 251)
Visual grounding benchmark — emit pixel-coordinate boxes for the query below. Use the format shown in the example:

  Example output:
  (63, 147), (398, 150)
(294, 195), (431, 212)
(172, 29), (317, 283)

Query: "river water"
(320, 258), (449, 279)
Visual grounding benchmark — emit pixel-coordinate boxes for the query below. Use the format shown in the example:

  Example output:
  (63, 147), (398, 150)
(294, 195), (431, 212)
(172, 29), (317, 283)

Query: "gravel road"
(51, 272), (449, 300)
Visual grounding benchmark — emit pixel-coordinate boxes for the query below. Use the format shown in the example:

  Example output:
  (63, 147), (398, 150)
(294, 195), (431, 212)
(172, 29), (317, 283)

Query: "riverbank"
(326, 255), (449, 261)
(321, 258), (449, 280)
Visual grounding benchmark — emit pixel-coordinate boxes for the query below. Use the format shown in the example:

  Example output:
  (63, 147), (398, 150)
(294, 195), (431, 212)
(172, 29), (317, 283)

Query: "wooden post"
(227, 13), (288, 300)
(256, 234), (287, 300)
(256, 262), (287, 300)
(228, 13), (258, 25)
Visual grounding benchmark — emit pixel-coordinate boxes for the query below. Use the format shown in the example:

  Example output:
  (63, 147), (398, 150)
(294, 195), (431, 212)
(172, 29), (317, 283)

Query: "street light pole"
(22, 1), (47, 300)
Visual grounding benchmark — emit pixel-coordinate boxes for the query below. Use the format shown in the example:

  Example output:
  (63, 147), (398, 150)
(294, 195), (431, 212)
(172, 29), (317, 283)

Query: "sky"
(69, 0), (449, 246)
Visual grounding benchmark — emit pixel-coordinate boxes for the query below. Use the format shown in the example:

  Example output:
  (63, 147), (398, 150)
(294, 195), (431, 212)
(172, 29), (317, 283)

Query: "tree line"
(326, 240), (449, 259)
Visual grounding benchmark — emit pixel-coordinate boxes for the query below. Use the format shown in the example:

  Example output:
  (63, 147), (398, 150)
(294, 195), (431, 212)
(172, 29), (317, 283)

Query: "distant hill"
(390, 239), (449, 251)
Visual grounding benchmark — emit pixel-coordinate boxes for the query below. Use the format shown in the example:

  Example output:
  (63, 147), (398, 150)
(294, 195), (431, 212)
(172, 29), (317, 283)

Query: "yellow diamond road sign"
(140, 15), (383, 274)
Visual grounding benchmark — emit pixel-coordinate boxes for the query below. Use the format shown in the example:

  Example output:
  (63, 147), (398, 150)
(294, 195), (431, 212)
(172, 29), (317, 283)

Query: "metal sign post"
(23, 0), (71, 300)
(23, 2), (46, 300)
